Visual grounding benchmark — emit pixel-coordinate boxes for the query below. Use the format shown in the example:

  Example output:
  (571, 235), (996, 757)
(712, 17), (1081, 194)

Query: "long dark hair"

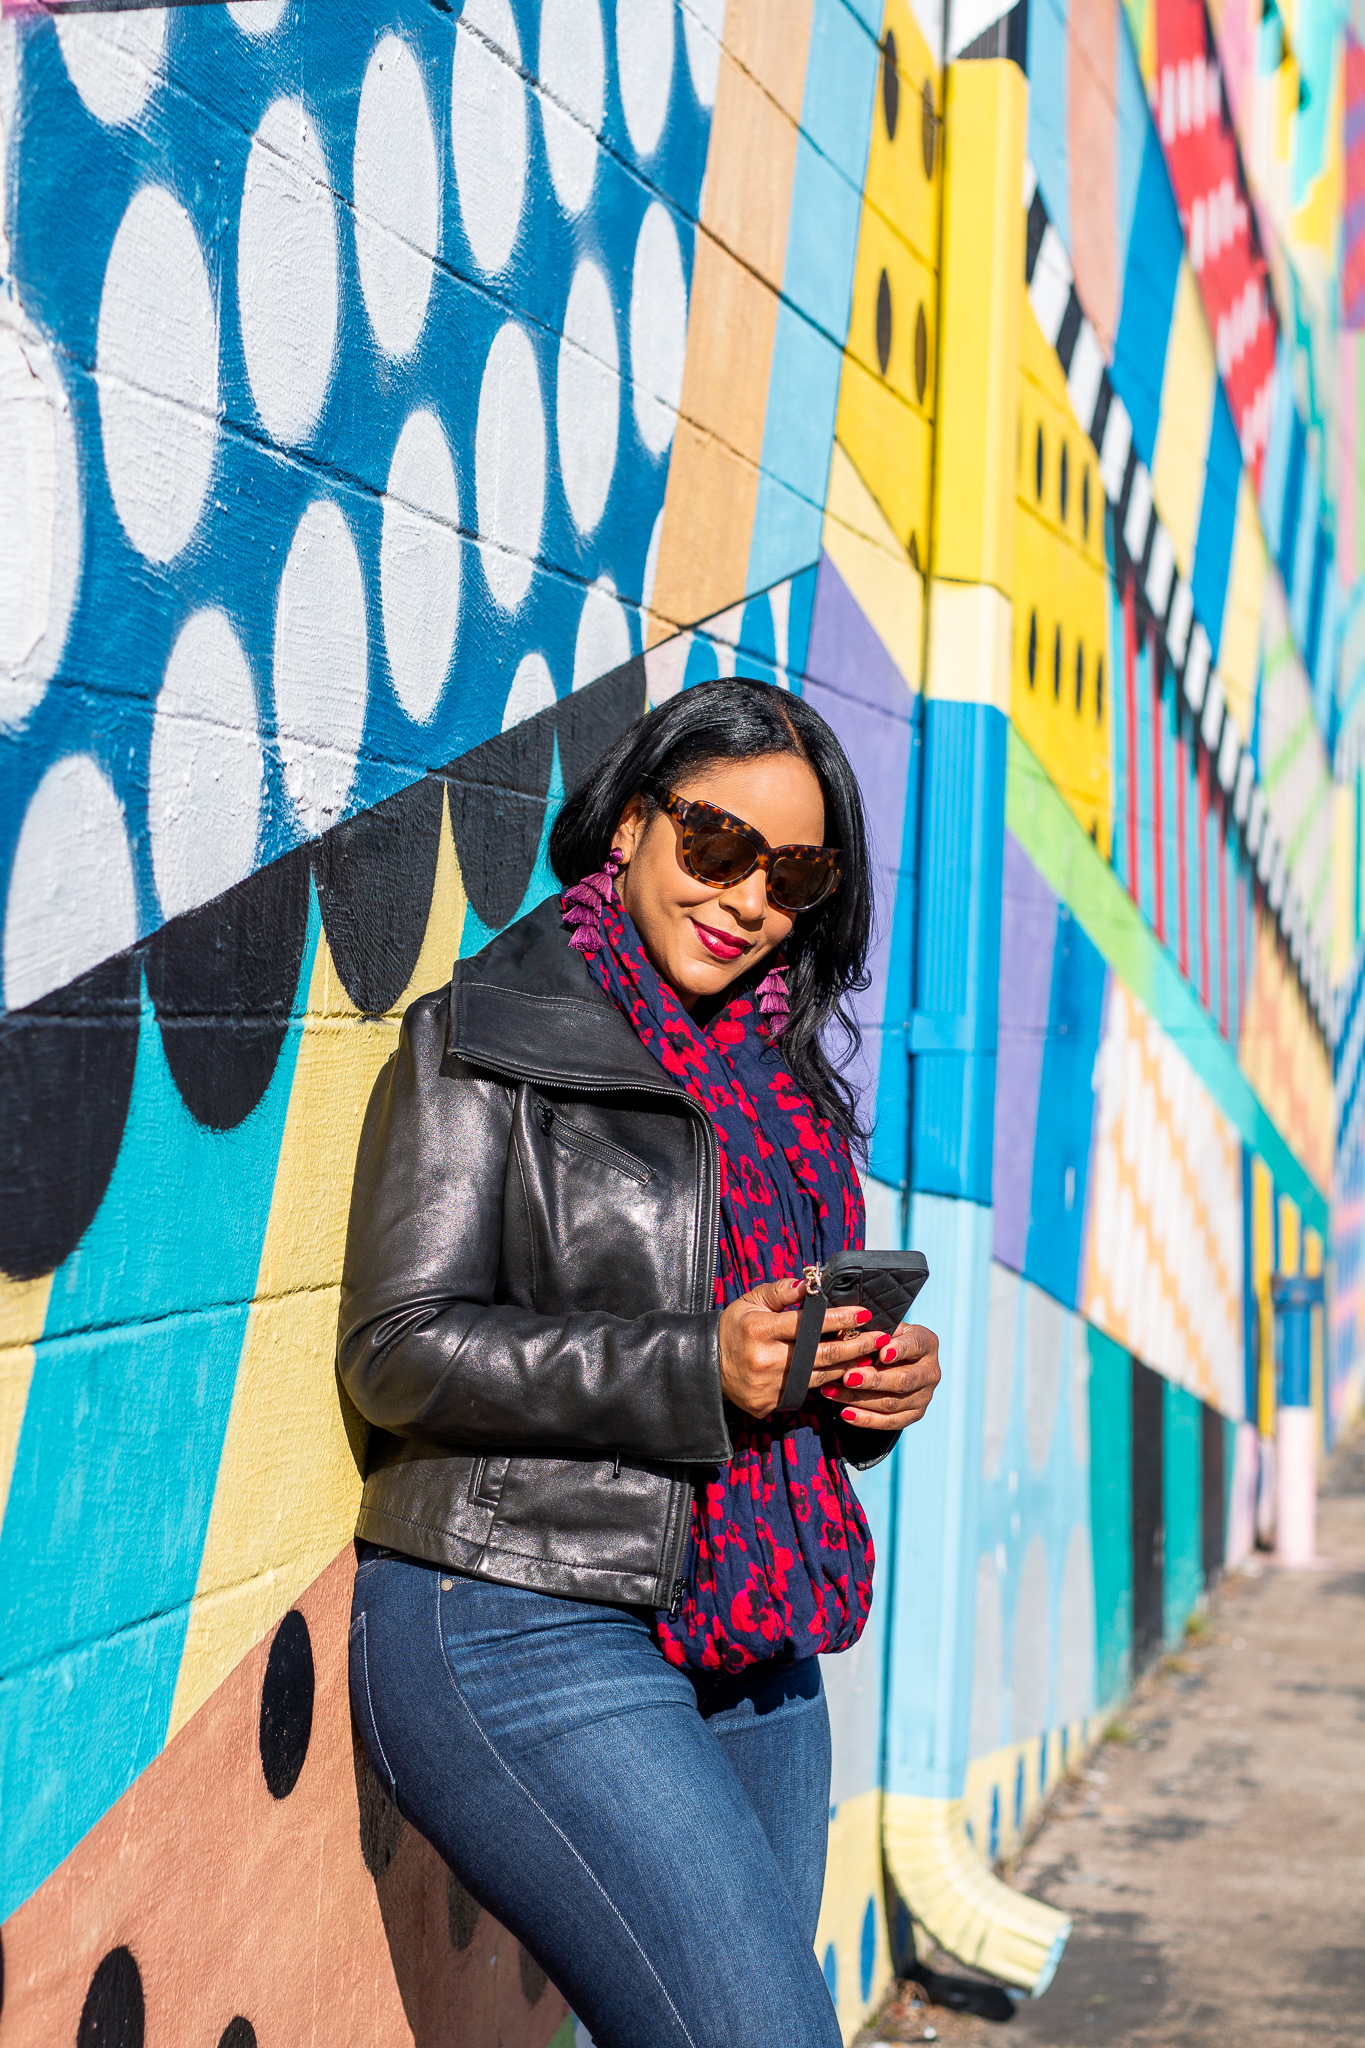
(549, 678), (873, 1149)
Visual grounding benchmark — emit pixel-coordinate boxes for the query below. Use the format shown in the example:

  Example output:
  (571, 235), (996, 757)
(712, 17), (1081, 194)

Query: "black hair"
(549, 677), (873, 1150)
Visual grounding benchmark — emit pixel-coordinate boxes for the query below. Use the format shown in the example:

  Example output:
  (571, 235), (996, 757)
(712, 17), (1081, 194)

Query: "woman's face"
(612, 751), (827, 1010)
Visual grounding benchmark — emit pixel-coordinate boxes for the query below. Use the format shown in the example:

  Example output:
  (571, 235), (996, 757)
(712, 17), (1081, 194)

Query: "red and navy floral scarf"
(566, 886), (875, 1672)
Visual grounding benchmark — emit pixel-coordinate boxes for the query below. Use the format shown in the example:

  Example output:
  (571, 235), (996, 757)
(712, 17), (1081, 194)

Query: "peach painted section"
(0, 1548), (568, 2048)
(1069, 0), (1120, 352)
(1238, 911), (1333, 1194)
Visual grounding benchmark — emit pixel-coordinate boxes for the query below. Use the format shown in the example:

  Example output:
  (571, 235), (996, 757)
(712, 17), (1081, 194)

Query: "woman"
(339, 678), (941, 2048)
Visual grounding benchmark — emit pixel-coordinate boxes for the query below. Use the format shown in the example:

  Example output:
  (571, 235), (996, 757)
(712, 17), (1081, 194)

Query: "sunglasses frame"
(658, 791), (842, 914)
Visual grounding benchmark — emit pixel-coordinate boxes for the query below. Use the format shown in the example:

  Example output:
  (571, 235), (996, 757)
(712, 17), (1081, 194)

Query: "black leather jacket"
(337, 894), (888, 1610)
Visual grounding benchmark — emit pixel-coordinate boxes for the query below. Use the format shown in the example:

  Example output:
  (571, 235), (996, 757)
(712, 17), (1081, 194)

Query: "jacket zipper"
(539, 1101), (650, 1185)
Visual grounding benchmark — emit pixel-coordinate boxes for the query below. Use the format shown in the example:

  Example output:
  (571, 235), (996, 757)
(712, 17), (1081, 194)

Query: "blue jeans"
(349, 1546), (841, 2048)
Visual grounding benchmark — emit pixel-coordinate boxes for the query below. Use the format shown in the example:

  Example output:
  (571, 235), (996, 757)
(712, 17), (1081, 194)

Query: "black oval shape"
(1053, 626), (1063, 701)
(1034, 422), (1045, 501)
(77, 1947), (144, 2048)
(914, 301), (928, 403)
(881, 30), (899, 138)
(1075, 642), (1085, 713)
(921, 77), (936, 178)
(1027, 609), (1038, 688)
(1082, 464), (1092, 538)
(555, 657), (646, 797)
(1060, 440), (1070, 523)
(519, 1945), (548, 2006)
(313, 776), (444, 1015)
(355, 1736), (405, 1875)
(1096, 656), (1105, 723)
(146, 851), (311, 1132)
(875, 269), (893, 376)
(218, 2023), (257, 2048)
(0, 952), (140, 1282)
(259, 1607), (314, 1799)
(444, 712), (555, 933)
(447, 1869), (481, 1951)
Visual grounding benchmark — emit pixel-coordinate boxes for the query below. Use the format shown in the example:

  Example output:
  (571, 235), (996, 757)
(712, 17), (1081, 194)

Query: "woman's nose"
(723, 867), (770, 925)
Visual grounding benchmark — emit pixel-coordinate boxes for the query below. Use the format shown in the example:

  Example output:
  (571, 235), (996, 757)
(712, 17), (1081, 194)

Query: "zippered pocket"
(538, 1101), (650, 1185)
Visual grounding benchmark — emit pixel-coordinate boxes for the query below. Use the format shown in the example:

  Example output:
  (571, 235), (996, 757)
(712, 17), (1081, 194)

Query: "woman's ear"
(612, 793), (648, 864)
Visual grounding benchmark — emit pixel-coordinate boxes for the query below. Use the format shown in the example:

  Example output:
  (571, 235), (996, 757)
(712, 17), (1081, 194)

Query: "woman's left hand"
(818, 1322), (941, 1432)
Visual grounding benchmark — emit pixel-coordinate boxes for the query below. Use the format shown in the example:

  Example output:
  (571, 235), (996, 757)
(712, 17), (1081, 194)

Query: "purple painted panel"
(805, 556), (917, 723)
(992, 832), (1058, 1271)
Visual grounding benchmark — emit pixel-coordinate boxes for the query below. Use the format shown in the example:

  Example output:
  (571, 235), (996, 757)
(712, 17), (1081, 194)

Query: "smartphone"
(776, 1249), (930, 1410)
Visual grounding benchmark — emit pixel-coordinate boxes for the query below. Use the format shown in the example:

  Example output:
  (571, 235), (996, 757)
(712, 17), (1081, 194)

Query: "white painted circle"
(573, 577), (632, 690)
(228, 0), (287, 34)
(97, 185), (219, 565)
(56, 11), (165, 126)
(681, 0), (724, 107)
(0, 326), (82, 729)
(537, 0), (605, 214)
(616, 0), (674, 157)
(452, 0), (527, 276)
(354, 34), (439, 362)
(4, 756), (137, 1011)
(238, 98), (339, 446)
(272, 499), (369, 836)
(502, 651), (556, 730)
(557, 259), (619, 536)
(640, 504), (663, 614)
(150, 610), (263, 920)
(475, 322), (545, 612)
(629, 202), (687, 456)
(381, 409), (461, 725)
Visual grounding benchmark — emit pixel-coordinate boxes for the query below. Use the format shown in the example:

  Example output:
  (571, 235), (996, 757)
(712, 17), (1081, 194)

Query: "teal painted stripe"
(0, 895), (321, 1922)
(1006, 727), (1328, 1230)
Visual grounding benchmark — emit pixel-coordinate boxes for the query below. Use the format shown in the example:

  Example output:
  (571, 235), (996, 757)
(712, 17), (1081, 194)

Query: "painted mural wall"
(0, 0), (1358, 2043)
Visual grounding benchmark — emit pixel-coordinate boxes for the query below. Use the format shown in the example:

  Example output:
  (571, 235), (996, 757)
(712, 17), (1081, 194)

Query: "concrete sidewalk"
(864, 1425), (1365, 2048)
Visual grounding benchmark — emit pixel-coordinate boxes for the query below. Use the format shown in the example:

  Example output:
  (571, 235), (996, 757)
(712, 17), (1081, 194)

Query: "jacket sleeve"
(336, 991), (732, 1465)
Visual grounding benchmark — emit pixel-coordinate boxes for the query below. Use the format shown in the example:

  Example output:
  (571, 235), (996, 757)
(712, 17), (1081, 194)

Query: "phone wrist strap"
(777, 1278), (826, 1411)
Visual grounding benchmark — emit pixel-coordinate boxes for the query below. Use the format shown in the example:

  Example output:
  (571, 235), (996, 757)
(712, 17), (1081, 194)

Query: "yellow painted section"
(1218, 471), (1268, 741)
(1249, 1156), (1276, 1438)
(1238, 909), (1332, 1191)
(1304, 1227), (1323, 1280)
(816, 1787), (892, 2042)
(822, 441), (924, 689)
(883, 1792), (1070, 1993)
(1012, 301), (1111, 847)
(0, 1272), (53, 1531)
(926, 580), (1013, 713)
(1278, 1194), (1301, 1279)
(833, 0), (940, 568)
(1150, 263), (1217, 579)
(962, 1716), (1106, 1871)
(167, 794), (468, 1736)
(930, 61), (1027, 596)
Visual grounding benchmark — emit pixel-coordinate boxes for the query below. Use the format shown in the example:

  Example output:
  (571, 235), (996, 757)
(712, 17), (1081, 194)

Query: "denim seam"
(352, 1611), (399, 1801)
(433, 1583), (699, 2048)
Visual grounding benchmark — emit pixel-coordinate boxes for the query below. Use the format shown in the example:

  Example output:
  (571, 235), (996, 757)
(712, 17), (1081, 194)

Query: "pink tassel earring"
(563, 846), (623, 956)
(756, 956), (790, 1039)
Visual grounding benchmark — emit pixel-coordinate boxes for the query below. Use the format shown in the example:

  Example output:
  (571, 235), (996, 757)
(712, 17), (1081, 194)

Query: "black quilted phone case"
(776, 1250), (929, 1412)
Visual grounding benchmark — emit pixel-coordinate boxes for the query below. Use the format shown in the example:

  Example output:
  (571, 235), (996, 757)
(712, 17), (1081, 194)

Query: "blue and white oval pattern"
(0, 0), (713, 1011)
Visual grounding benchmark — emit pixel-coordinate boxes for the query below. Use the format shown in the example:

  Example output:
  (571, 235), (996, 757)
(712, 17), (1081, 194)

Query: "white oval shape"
(227, 0), (287, 34)
(56, 11), (165, 126)
(381, 409), (461, 725)
(149, 610), (263, 922)
(501, 651), (556, 731)
(475, 322), (545, 612)
(537, 0), (605, 214)
(354, 34), (440, 361)
(681, 0), (724, 107)
(616, 0), (673, 157)
(629, 201), (687, 456)
(557, 260), (619, 536)
(573, 578), (632, 690)
(0, 326), (82, 729)
(640, 503), (663, 615)
(451, 0), (527, 276)
(4, 756), (138, 1011)
(272, 499), (369, 836)
(238, 98), (339, 445)
(97, 185), (219, 564)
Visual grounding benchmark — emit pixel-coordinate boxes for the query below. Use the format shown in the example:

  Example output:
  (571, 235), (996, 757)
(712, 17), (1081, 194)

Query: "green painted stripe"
(1006, 726), (1328, 1228)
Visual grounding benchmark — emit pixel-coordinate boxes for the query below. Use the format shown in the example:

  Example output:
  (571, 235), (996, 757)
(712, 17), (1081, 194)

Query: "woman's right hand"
(718, 1277), (879, 1419)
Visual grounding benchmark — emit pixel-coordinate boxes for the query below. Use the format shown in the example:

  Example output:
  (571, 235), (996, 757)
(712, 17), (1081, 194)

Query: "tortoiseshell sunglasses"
(659, 791), (842, 914)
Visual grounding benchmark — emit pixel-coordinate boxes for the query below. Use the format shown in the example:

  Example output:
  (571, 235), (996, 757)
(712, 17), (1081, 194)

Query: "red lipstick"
(693, 920), (748, 962)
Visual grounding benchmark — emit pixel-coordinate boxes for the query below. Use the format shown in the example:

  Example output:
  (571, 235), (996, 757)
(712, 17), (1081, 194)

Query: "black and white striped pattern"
(1021, 161), (1329, 1041)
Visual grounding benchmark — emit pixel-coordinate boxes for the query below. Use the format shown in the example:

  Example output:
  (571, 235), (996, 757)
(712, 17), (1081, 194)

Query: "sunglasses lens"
(768, 854), (838, 913)
(688, 825), (760, 885)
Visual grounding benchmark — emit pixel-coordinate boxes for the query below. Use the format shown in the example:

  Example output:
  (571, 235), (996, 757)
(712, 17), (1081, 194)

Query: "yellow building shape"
(1012, 297), (1112, 850)
(833, 0), (940, 577)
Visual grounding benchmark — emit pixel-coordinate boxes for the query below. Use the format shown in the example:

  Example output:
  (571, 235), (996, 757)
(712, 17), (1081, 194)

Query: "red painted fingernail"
(855, 1309), (874, 1325)
(840, 1407), (859, 1422)
(878, 1345), (897, 1363)
(844, 1370), (866, 1388)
